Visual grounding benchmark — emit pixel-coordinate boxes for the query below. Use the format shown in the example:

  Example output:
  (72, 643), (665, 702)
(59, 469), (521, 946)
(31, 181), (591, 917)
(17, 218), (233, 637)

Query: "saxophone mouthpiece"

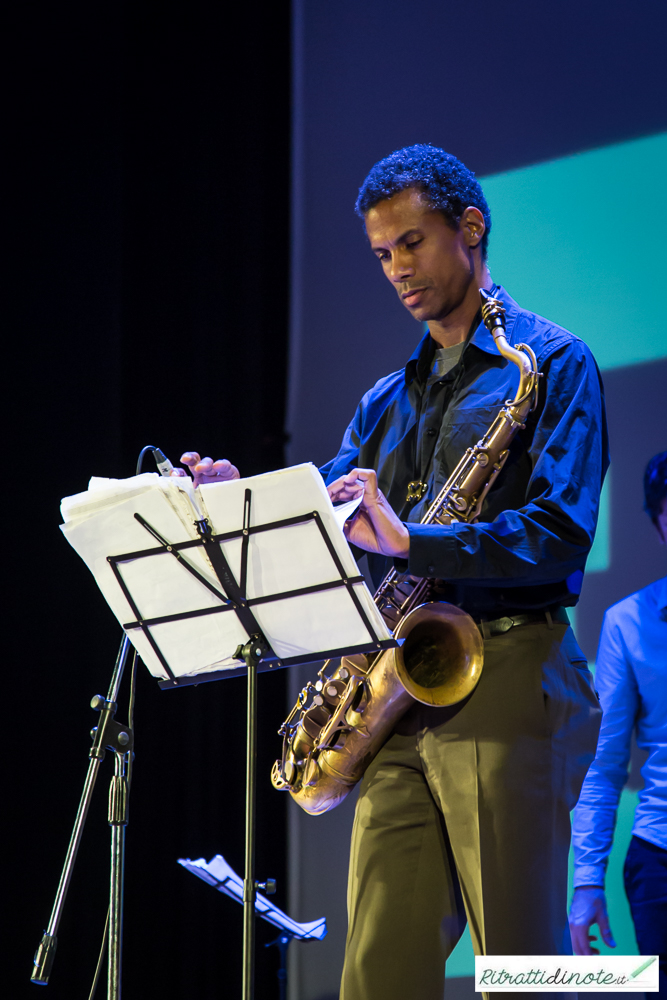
(479, 288), (506, 334)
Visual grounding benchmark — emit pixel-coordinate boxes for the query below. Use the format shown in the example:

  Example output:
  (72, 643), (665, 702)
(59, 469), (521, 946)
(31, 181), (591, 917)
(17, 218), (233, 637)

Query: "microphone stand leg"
(108, 750), (129, 1000)
(31, 635), (132, 987)
(31, 756), (103, 983)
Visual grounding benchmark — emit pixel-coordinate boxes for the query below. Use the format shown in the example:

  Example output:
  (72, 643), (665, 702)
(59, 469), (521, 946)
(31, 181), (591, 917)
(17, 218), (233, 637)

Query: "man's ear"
(461, 206), (485, 251)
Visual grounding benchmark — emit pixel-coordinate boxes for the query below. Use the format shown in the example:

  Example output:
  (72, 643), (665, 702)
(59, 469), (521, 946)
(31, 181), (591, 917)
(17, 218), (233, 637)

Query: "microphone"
(152, 447), (174, 477)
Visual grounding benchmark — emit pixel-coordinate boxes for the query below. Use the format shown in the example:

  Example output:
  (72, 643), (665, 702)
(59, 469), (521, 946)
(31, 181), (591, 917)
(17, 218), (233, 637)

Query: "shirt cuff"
(573, 864), (606, 889)
(406, 522), (460, 579)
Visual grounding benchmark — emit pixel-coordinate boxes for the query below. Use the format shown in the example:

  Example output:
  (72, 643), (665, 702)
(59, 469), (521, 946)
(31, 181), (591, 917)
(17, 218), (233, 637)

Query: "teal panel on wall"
(482, 133), (667, 372)
(445, 913), (475, 977)
(588, 472), (611, 574)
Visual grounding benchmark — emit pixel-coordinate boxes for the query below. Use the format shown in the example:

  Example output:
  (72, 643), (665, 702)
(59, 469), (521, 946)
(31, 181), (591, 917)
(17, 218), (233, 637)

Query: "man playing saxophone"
(178, 145), (606, 999)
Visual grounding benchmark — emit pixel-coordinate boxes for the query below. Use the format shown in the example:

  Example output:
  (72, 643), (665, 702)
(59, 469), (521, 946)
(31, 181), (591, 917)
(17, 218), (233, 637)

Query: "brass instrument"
(271, 289), (541, 815)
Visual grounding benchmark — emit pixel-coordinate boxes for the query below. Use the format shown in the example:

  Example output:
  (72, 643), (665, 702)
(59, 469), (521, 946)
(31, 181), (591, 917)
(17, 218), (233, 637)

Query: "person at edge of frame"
(569, 451), (667, 994)
(173, 145), (606, 1000)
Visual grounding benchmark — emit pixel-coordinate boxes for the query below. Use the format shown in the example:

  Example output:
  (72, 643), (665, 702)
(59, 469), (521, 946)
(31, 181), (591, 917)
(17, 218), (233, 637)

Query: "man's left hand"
(327, 468), (409, 558)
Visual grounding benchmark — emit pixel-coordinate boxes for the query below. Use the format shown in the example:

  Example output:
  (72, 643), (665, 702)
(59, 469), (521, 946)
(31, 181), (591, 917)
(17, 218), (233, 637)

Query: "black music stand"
(35, 476), (394, 1000)
(107, 486), (394, 1000)
(179, 852), (327, 1000)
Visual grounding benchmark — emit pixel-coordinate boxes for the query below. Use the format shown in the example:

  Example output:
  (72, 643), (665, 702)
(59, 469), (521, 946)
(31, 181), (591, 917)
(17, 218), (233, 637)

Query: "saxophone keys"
(270, 760), (290, 790)
(380, 608), (402, 630)
(323, 679), (347, 701)
(405, 480), (428, 503)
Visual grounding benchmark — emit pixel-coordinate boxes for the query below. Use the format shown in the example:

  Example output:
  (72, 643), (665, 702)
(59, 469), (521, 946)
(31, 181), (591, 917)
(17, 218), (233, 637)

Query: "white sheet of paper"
(331, 494), (363, 531)
(60, 464), (390, 681)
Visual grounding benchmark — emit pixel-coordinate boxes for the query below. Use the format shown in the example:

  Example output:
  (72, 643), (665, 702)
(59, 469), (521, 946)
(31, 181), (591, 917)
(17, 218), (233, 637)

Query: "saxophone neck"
(479, 288), (540, 410)
(491, 328), (536, 398)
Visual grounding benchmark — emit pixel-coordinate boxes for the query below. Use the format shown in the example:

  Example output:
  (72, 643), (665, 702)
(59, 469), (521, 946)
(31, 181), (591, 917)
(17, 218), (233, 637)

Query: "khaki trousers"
(340, 622), (601, 1000)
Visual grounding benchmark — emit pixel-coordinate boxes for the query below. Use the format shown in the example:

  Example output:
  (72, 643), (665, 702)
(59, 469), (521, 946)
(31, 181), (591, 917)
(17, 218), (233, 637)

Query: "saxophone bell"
(393, 602), (483, 707)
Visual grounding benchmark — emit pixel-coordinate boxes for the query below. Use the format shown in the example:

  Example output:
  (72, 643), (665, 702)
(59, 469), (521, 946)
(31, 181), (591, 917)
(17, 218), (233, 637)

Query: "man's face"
(364, 187), (480, 324)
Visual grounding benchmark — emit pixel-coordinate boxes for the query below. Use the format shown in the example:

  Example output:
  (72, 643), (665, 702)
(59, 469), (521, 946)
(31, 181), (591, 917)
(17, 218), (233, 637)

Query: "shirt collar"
(404, 284), (520, 385)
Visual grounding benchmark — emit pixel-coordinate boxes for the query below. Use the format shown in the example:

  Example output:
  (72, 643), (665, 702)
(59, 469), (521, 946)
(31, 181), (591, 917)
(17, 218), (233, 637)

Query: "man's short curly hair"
(355, 144), (492, 258)
(644, 450), (667, 526)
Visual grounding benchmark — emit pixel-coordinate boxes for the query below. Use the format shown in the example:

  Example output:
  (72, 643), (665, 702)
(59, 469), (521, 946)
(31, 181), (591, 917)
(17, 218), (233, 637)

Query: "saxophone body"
(271, 290), (541, 815)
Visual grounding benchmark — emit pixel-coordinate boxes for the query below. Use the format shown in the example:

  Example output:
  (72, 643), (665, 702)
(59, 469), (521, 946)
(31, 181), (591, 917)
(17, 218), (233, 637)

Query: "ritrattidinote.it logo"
(474, 955), (659, 992)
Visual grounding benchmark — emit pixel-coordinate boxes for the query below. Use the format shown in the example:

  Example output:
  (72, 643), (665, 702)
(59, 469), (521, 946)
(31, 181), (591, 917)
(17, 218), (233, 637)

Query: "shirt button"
(426, 427), (437, 436)
(427, 565), (435, 575)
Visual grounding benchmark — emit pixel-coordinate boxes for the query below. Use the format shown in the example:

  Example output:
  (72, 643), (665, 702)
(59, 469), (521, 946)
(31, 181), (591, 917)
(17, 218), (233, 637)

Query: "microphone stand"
(31, 445), (161, 997)
(31, 635), (134, 998)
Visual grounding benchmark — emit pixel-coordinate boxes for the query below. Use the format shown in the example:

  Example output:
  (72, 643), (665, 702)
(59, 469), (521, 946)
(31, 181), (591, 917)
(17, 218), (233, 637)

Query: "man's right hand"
(569, 886), (616, 955)
(171, 452), (240, 489)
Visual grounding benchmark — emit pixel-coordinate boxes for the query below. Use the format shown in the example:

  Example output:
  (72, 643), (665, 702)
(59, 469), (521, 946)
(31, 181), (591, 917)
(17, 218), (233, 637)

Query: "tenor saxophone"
(271, 289), (541, 814)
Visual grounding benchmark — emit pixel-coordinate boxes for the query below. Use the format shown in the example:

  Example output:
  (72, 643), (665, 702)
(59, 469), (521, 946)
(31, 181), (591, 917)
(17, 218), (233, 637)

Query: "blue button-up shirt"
(572, 576), (667, 886)
(321, 286), (609, 616)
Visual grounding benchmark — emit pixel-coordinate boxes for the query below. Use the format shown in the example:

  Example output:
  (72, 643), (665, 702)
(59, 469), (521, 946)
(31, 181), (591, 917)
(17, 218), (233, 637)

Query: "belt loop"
(480, 619), (491, 640)
(545, 609), (554, 630)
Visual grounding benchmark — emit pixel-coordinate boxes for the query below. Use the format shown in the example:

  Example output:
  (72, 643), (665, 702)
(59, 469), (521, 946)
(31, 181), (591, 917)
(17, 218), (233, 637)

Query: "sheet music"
(60, 464), (390, 681)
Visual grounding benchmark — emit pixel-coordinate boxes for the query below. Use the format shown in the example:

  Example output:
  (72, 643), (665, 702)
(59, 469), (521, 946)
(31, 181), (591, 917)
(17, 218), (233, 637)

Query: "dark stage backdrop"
(8, 3), (292, 999)
(286, 3), (667, 999)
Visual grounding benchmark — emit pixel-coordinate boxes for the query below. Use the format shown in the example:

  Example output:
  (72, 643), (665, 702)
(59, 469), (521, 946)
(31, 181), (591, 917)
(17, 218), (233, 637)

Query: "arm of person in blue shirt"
(569, 608), (638, 953)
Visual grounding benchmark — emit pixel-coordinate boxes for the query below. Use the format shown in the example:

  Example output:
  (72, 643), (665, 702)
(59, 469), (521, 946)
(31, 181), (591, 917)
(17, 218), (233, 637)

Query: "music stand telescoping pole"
(188, 493), (272, 1000)
(235, 633), (267, 1000)
(188, 498), (304, 1000)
